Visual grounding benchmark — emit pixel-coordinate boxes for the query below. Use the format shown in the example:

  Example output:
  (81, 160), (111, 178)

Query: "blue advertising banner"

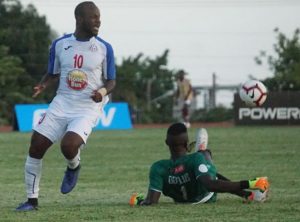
(15, 103), (132, 132)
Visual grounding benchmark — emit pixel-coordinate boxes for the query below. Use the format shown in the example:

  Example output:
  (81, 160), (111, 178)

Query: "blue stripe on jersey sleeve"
(96, 37), (116, 80)
(47, 34), (72, 74)
(47, 42), (56, 74)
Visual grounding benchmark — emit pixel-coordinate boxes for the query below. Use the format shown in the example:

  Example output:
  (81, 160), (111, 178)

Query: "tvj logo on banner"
(32, 108), (117, 129)
(234, 92), (300, 125)
(99, 107), (116, 127)
(15, 103), (132, 132)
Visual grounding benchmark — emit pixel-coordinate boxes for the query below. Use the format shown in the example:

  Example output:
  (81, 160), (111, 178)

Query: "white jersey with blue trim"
(47, 34), (116, 116)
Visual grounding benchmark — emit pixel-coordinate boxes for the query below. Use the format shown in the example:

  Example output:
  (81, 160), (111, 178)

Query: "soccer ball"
(239, 80), (267, 107)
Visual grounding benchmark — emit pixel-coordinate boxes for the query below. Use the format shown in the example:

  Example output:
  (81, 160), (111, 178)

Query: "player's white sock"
(25, 156), (42, 198)
(67, 149), (80, 169)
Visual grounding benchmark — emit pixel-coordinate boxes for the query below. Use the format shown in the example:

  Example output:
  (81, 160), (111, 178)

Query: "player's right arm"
(198, 175), (269, 201)
(136, 161), (164, 206)
(33, 36), (61, 98)
(194, 153), (269, 199)
(139, 190), (161, 205)
(32, 73), (59, 98)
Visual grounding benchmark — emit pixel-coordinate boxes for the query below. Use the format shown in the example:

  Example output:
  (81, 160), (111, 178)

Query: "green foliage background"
(255, 28), (300, 91)
(113, 50), (177, 123)
(0, 0), (55, 124)
(0, 0), (300, 125)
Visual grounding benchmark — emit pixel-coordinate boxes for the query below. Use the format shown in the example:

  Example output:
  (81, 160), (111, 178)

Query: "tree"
(0, 0), (55, 82)
(0, 0), (56, 124)
(0, 46), (35, 124)
(113, 50), (176, 123)
(255, 28), (300, 91)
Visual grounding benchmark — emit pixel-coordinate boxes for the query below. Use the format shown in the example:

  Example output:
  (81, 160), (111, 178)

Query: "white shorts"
(178, 99), (191, 108)
(34, 109), (100, 144)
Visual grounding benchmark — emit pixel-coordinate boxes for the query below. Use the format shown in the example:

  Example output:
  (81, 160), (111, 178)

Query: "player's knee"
(29, 142), (50, 159)
(61, 132), (84, 159)
(29, 133), (52, 159)
(60, 140), (80, 159)
(29, 145), (43, 159)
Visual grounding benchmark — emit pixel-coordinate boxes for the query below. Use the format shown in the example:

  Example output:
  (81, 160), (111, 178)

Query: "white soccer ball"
(239, 80), (267, 107)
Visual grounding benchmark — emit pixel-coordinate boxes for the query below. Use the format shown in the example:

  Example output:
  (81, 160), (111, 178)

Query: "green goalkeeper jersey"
(149, 152), (217, 203)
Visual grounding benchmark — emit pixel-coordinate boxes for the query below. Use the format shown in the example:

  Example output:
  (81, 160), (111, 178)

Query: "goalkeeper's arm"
(198, 175), (269, 199)
(140, 190), (161, 206)
(129, 190), (161, 206)
(199, 175), (249, 193)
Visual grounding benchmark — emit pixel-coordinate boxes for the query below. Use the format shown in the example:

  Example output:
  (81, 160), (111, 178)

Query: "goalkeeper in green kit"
(129, 123), (269, 206)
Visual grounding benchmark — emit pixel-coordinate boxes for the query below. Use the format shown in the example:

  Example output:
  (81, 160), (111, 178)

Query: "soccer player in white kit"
(16, 1), (116, 211)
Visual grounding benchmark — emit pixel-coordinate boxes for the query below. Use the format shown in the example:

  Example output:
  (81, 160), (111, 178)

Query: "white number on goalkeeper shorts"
(180, 186), (188, 200)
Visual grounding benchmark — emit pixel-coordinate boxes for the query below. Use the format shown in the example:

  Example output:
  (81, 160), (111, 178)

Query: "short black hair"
(167, 123), (187, 136)
(74, 1), (96, 18)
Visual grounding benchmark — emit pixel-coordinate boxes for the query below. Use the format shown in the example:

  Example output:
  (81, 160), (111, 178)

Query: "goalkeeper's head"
(166, 123), (189, 157)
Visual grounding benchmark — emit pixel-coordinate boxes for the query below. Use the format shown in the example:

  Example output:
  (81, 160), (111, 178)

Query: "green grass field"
(0, 126), (300, 222)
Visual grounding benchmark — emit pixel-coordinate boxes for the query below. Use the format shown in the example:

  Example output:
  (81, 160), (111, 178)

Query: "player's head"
(176, 70), (186, 81)
(166, 123), (188, 154)
(74, 1), (100, 37)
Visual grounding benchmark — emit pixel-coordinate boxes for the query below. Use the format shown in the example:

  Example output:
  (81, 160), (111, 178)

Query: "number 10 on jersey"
(74, 54), (83, 68)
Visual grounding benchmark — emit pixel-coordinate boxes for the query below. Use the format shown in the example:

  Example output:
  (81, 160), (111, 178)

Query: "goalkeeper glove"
(129, 193), (144, 207)
(248, 177), (269, 192)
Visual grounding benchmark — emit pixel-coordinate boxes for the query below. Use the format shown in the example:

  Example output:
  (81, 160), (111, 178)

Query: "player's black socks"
(28, 198), (38, 206)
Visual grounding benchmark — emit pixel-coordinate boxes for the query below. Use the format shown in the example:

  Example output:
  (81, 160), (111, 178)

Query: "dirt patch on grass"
(0, 125), (13, 132)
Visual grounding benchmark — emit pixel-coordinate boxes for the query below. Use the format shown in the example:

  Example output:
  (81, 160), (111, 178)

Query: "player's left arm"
(103, 79), (116, 95)
(91, 42), (116, 103)
(199, 175), (242, 192)
(32, 73), (60, 98)
(91, 79), (116, 103)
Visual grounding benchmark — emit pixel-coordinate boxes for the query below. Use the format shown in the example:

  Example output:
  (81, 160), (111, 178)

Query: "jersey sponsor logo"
(67, 69), (88, 90)
(198, 164), (208, 173)
(64, 45), (72, 50)
(173, 165), (185, 174)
